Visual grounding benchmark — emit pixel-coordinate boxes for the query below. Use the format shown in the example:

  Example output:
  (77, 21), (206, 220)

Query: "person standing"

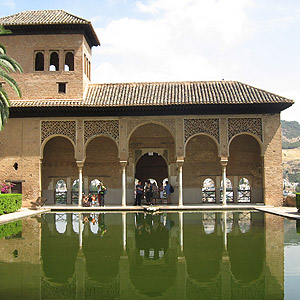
(134, 181), (144, 206)
(165, 181), (172, 205)
(152, 182), (158, 204)
(159, 182), (164, 204)
(145, 180), (152, 205)
(98, 181), (107, 206)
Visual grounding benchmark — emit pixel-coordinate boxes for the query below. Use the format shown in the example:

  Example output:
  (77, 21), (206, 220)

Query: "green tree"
(0, 25), (22, 130)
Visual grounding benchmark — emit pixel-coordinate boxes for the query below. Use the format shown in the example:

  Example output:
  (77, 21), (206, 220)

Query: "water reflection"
(0, 211), (284, 299)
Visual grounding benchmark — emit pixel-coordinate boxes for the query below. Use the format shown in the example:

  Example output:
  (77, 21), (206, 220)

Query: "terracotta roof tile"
(10, 81), (293, 108)
(83, 81), (293, 107)
(0, 10), (89, 26)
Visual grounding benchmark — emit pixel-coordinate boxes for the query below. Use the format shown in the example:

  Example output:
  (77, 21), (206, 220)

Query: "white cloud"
(0, 0), (15, 9)
(93, 0), (253, 83)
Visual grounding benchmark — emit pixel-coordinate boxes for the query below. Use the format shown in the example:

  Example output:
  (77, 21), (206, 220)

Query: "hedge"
(0, 194), (22, 215)
(0, 220), (22, 239)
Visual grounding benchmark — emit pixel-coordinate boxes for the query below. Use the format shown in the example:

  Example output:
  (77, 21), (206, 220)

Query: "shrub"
(0, 220), (22, 239)
(296, 193), (300, 213)
(0, 194), (22, 215)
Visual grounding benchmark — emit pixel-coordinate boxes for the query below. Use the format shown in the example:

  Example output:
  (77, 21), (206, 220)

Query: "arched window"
(35, 52), (44, 71)
(49, 51), (59, 71)
(202, 178), (216, 203)
(238, 178), (251, 202)
(220, 178), (234, 203)
(64, 51), (74, 71)
(71, 179), (84, 205)
(55, 179), (67, 204)
(89, 179), (101, 194)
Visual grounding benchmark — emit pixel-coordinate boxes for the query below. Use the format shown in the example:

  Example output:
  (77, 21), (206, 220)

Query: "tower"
(0, 10), (100, 101)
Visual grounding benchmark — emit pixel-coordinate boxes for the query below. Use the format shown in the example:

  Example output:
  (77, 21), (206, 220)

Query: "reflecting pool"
(0, 211), (299, 299)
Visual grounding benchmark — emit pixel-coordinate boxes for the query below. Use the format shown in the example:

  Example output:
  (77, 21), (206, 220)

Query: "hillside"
(282, 120), (300, 149)
(281, 120), (300, 189)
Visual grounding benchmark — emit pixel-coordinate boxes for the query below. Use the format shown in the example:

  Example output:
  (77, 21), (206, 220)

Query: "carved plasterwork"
(84, 120), (119, 144)
(228, 118), (262, 142)
(127, 119), (175, 137)
(41, 120), (76, 144)
(184, 118), (219, 143)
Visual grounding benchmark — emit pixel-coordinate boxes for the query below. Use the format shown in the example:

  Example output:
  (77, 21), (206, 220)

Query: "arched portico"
(83, 136), (121, 205)
(227, 134), (263, 203)
(42, 136), (78, 204)
(127, 123), (176, 204)
(183, 134), (221, 204)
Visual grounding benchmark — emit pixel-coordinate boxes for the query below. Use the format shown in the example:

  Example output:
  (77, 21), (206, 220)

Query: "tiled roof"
(0, 10), (89, 26)
(83, 81), (293, 107)
(10, 81), (293, 108)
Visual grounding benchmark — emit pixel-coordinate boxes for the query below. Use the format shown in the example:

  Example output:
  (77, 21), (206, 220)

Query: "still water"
(0, 211), (299, 300)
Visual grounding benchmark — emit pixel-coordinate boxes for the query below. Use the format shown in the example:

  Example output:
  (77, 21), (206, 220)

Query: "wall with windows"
(0, 33), (91, 100)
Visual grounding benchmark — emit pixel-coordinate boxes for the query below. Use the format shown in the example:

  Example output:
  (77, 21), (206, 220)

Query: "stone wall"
(0, 114), (284, 206)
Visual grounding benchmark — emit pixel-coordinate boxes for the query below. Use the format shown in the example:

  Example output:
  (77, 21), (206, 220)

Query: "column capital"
(220, 157), (228, 167)
(76, 161), (84, 168)
(176, 157), (184, 167)
(120, 160), (127, 168)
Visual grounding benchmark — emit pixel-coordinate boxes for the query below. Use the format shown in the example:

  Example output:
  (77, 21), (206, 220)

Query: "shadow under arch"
(228, 132), (263, 156)
(84, 133), (119, 159)
(42, 136), (78, 203)
(41, 134), (76, 159)
(83, 135), (121, 198)
(127, 120), (176, 145)
(135, 152), (168, 184)
(183, 135), (221, 200)
(184, 132), (220, 157)
(227, 134), (263, 203)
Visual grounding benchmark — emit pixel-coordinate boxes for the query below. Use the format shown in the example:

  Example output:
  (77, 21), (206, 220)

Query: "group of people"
(82, 182), (107, 207)
(134, 180), (173, 206)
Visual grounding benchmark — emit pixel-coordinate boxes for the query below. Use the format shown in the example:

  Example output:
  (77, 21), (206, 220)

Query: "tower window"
(64, 51), (74, 71)
(58, 82), (67, 93)
(50, 51), (59, 71)
(35, 52), (44, 71)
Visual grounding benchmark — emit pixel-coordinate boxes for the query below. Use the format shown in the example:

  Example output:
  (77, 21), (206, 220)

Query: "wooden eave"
(8, 102), (293, 118)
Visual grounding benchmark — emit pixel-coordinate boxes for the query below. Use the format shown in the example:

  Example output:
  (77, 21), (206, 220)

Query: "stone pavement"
(255, 206), (300, 220)
(0, 207), (50, 225)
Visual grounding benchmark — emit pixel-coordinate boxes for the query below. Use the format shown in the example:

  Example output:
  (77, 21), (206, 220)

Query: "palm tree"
(0, 25), (22, 130)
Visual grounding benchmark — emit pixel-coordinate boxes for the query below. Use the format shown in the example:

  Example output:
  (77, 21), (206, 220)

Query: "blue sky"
(0, 0), (299, 121)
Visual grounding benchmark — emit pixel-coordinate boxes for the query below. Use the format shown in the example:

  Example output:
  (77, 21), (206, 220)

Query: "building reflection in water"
(0, 211), (284, 299)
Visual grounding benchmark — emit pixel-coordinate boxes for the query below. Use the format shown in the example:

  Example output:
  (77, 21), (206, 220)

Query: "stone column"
(177, 159), (184, 207)
(120, 161), (127, 207)
(76, 161), (84, 206)
(39, 159), (43, 197)
(233, 176), (239, 203)
(216, 176), (221, 204)
(220, 158), (228, 206)
(66, 177), (72, 204)
(122, 212), (127, 252)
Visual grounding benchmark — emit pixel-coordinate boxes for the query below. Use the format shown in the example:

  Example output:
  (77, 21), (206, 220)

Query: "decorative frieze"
(184, 118), (220, 143)
(41, 120), (76, 144)
(84, 120), (119, 144)
(228, 118), (262, 142)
